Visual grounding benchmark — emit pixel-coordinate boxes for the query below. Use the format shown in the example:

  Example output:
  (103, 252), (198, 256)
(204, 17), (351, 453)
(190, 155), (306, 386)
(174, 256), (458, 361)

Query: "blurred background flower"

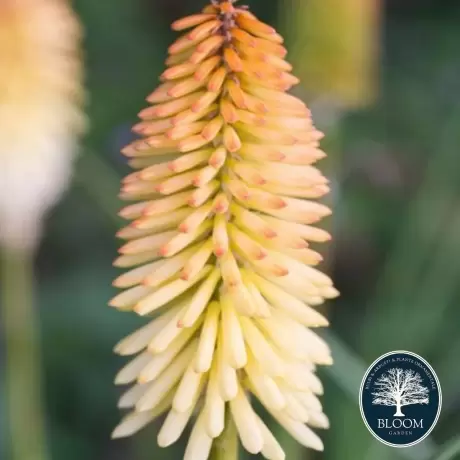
(1, 0), (460, 460)
(0, 1), (84, 460)
(282, 0), (380, 110)
(0, 0), (85, 249)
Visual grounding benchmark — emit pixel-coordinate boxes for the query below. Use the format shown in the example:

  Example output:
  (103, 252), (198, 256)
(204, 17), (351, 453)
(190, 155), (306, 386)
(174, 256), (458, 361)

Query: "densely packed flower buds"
(111, 1), (338, 458)
(0, 0), (85, 249)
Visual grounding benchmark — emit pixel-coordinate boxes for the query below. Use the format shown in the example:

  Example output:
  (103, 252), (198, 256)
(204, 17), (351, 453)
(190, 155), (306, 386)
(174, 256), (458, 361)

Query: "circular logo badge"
(359, 350), (442, 448)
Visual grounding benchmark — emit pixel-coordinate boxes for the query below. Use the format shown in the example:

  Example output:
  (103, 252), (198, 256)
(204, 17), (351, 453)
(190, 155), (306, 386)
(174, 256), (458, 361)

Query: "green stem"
(210, 409), (239, 460)
(1, 246), (50, 460)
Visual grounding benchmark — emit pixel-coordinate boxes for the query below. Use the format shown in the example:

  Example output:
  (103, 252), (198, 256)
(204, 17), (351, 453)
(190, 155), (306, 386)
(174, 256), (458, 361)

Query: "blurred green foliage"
(1, 1), (460, 459)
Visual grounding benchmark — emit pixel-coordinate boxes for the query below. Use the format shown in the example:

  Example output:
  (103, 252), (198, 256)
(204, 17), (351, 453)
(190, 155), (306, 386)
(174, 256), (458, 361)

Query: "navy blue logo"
(359, 351), (442, 448)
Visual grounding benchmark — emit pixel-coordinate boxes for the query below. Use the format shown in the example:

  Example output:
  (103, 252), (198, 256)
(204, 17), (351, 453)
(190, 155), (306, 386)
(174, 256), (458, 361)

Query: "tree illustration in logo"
(372, 368), (429, 417)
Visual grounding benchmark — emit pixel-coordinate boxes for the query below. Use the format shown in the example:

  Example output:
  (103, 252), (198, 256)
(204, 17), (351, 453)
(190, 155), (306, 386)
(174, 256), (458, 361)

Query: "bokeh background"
(1, 0), (460, 459)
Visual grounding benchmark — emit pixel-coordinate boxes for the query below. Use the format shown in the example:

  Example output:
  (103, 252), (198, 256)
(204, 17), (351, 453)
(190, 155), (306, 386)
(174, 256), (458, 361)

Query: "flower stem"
(210, 409), (239, 460)
(1, 246), (50, 460)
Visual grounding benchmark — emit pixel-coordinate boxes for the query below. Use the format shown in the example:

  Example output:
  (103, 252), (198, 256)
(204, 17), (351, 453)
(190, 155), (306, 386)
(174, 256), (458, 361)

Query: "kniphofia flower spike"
(111, 1), (339, 458)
